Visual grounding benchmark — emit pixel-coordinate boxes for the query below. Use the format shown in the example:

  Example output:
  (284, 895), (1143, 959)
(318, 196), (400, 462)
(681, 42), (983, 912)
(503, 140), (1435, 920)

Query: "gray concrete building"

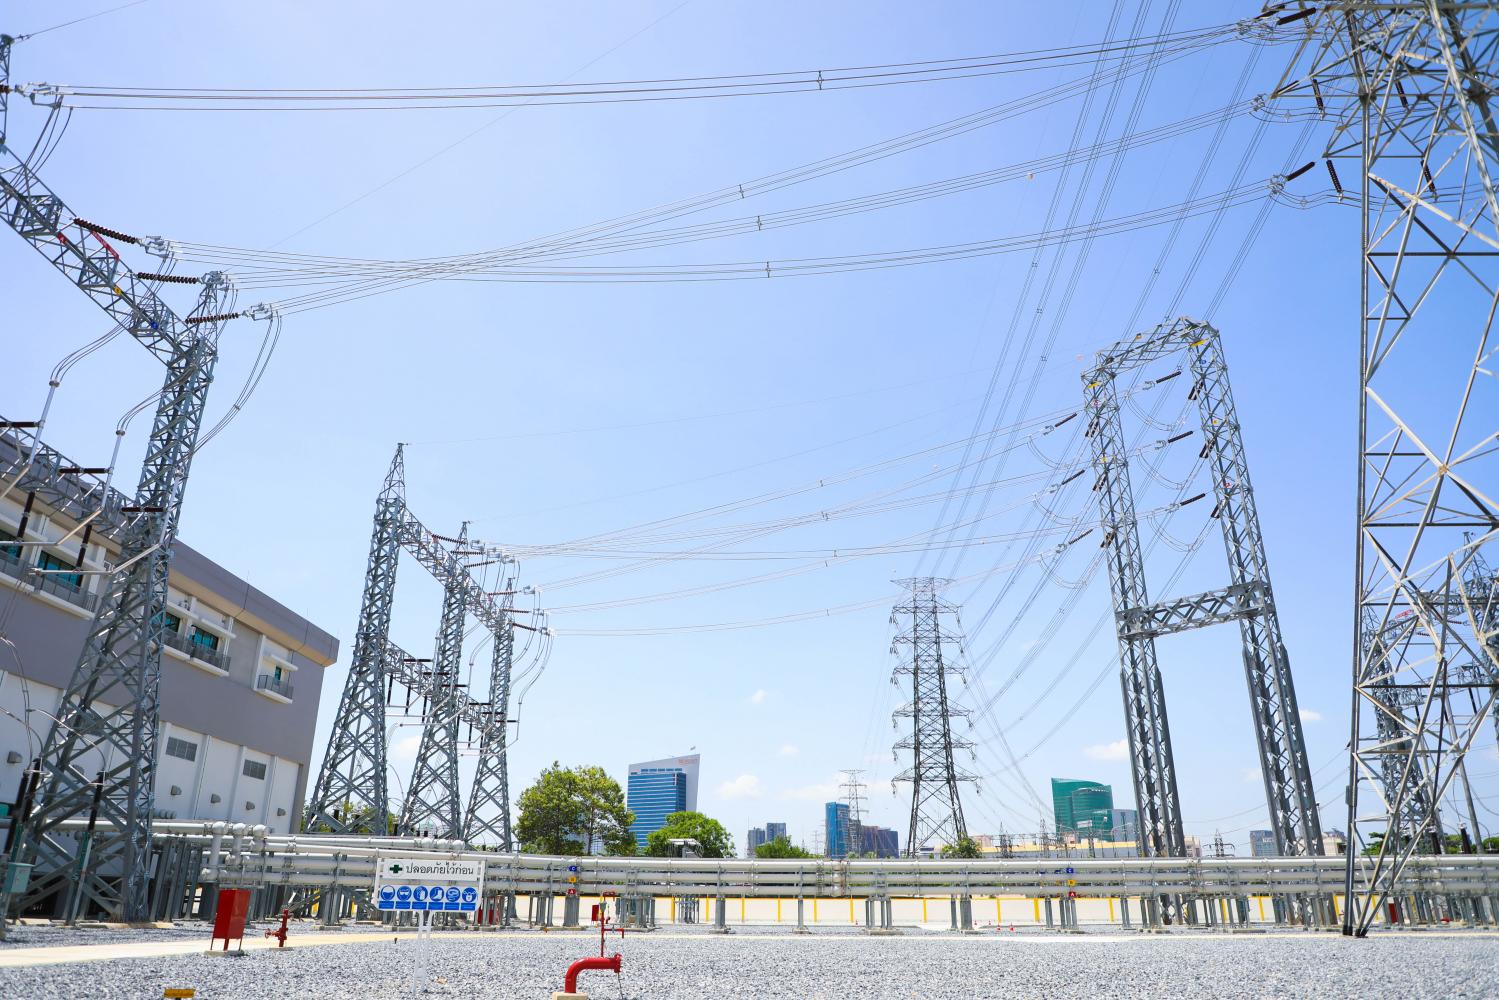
(0, 431), (338, 834)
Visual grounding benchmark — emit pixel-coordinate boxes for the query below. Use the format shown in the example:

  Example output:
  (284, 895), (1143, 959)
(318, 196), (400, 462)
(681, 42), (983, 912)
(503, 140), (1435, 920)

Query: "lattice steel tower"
(464, 604), (517, 847)
(890, 578), (977, 855)
(1083, 319), (1321, 862)
(400, 523), (470, 838)
(1276, 1), (1499, 936)
(0, 35), (240, 922)
(303, 446), (405, 834)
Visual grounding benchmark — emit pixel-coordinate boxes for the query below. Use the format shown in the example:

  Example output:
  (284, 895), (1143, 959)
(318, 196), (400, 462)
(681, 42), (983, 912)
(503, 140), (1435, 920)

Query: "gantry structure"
(1082, 319), (1322, 871)
(1271, 0), (1499, 937)
(0, 35), (253, 923)
(303, 446), (525, 848)
(890, 578), (977, 856)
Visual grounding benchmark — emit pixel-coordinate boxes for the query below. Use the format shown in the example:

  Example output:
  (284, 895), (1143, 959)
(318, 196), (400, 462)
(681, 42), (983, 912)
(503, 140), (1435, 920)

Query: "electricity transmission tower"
(840, 769), (867, 858)
(1276, 2), (1499, 937)
(401, 523), (472, 838)
(1083, 319), (1321, 867)
(0, 36), (246, 922)
(304, 446), (530, 847)
(304, 447), (405, 835)
(464, 603), (517, 847)
(890, 578), (977, 856)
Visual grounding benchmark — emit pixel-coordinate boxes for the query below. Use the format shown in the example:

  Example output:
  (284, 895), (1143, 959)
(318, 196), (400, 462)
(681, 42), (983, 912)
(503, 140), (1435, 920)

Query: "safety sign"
(373, 855), (484, 912)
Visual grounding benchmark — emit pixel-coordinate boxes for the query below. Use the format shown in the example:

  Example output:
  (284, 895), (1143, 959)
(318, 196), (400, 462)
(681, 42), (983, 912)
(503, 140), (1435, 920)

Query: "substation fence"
(80, 823), (1499, 933)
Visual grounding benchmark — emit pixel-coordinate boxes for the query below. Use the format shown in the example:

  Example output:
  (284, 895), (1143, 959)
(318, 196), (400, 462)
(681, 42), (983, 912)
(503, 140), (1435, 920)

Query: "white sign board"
(374, 855), (485, 914)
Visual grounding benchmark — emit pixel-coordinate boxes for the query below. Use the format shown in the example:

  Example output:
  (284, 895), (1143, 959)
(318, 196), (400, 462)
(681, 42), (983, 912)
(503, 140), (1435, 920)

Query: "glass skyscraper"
(627, 754), (700, 850)
(824, 801), (850, 857)
(1051, 778), (1115, 837)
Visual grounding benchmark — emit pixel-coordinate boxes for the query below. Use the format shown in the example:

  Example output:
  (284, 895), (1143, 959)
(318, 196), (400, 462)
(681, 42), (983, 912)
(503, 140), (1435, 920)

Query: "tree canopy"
(515, 762), (635, 856)
(644, 810), (735, 858)
(755, 836), (815, 859)
(941, 836), (983, 859)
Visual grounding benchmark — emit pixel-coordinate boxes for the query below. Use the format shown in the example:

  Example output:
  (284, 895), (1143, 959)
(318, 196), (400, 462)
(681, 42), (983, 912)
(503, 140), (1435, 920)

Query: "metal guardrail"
(157, 826), (1499, 902)
(255, 674), (294, 699)
(161, 628), (230, 671)
(0, 545), (97, 612)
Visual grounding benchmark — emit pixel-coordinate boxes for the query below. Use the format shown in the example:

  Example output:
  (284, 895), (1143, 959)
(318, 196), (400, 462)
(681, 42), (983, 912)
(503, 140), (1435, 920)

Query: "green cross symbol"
(389, 864), (403, 874)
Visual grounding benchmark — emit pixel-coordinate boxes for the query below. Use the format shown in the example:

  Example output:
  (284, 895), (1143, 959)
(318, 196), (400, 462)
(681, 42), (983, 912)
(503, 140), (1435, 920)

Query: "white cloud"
(1084, 738), (1129, 762)
(388, 733), (421, 762)
(1300, 708), (1323, 723)
(783, 775), (843, 801)
(749, 689), (768, 706)
(778, 744), (799, 757)
(718, 774), (764, 800)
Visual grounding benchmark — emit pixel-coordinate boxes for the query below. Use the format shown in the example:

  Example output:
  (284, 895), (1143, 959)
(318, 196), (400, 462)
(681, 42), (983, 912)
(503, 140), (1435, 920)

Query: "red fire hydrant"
(265, 908), (290, 948)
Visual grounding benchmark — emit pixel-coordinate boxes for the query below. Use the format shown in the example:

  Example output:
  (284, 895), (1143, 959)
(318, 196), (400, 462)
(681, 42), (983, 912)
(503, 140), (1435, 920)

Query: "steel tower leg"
(1083, 320), (1321, 872)
(302, 447), (405, 834)
(465, 619), (515, 848)
(1280, 1), (1499, 937)
(400, 524), (469, 838)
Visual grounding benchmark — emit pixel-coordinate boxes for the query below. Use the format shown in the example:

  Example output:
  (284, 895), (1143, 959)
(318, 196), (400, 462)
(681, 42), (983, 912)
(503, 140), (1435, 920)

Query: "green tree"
(941, 836), (983, 860)
(645, 810), (735, 858)
(756, 836), (815, 859)
(515, 762), (635, 855)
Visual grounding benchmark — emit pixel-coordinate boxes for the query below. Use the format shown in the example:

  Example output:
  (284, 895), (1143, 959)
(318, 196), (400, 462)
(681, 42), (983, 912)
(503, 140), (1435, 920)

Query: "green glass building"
(1051, 778), (1115, 837)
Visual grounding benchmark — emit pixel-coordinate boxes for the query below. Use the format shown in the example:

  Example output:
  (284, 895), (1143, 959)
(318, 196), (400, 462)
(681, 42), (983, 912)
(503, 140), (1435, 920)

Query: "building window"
(242, 760), (267, 780)
(153, 611), (182, 633)
(35, 550), (82, 590)
(165, 736), (198, 762)
(0, 528), (20, 561)
(272, 665), (283, 683)
(190, 626), (220, 651)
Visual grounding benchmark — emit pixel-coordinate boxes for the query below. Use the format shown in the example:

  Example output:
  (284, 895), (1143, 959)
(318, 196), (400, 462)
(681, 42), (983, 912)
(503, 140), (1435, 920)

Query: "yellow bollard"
(776, 898), (782, 923)
(1108, 898), (1116, 922)
(849, 898), (855, 924)
(1032, 898), (1040, 922)
(995, 898), (1001, 922)
(922, 898), (928, 923)
(813, 898), (819, 923)
(740, 897), (746, 923)
(1258, 897), (1265, 921)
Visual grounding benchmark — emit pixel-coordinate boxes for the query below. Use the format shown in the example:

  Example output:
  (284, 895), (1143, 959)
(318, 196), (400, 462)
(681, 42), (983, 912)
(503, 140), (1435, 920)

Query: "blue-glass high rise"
(626, 754), (700, 850)
(824, 801), (850, 858)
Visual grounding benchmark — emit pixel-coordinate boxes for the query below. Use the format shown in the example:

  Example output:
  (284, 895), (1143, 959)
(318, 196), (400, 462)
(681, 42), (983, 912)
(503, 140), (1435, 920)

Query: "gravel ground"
(0, 919), (384, 949)
(0, 926), (1495, 999)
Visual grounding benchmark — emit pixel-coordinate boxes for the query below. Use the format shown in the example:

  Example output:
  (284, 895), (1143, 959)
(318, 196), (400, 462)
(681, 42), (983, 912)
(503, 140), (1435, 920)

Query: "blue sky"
(6, 1), (1486, 855)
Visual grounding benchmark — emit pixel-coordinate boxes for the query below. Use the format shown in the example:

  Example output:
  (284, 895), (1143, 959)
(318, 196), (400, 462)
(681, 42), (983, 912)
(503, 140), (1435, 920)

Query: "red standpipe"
(564, 953), (622, 994)
(265, 908), (291, 948)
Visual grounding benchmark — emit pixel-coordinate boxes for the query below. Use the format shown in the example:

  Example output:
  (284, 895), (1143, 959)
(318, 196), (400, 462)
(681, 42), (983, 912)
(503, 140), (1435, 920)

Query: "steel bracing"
(0, 35), (242, 923)
(891, 578), (977, 856)
(400, 524), (471, 838)
(1083, 319), (1322, 864)
(465, 596), (517, 848)
(1273, 2), (1499, 936)
(304, 446), (521, 847)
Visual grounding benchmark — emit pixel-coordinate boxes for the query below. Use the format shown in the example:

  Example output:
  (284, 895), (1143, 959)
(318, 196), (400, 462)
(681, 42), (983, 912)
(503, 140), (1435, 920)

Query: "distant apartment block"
(746, 826), (768, 857)
(626, 753), (700, 850)
(1249, 829), (1277, 858)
